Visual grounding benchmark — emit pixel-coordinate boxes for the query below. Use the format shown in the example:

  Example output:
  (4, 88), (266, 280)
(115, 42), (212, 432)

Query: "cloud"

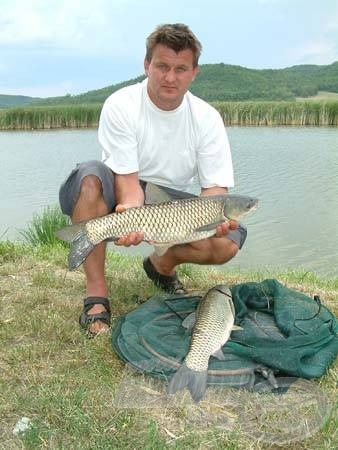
(286, 4), (338, 66)
(326, 5), (338, 34)
(289, 38), (338, 65)
(1, 0), (338, 97)
(0, 0), (108, 51)
(0, 80), (75, 98)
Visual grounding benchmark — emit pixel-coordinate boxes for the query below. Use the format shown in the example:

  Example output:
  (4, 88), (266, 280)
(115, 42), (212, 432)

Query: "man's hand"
(114, 204), (144, 246)
(215, 219), (238, 237)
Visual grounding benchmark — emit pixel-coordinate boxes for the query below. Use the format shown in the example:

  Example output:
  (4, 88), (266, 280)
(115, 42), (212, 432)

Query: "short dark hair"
(145, 23), (202, 67)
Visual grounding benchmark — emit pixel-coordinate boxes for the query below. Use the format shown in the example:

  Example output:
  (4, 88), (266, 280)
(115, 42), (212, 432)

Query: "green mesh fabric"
(111, 279), (338, 386)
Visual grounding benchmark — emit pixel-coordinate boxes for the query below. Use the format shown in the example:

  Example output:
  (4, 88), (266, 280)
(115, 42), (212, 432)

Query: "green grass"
(0, 239), (27, 263)
(0, 241), (337, 449)
(20, 205), (70, 247)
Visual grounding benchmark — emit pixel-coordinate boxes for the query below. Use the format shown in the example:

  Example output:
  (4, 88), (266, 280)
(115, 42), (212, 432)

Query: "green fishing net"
(112, 279), (337, 388)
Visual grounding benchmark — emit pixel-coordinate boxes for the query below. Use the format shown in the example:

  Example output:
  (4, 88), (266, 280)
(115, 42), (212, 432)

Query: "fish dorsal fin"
(145, 182), (173, 204)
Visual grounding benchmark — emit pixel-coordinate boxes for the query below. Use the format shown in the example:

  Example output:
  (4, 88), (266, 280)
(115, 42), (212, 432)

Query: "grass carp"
(167, 284), (242, 402)
(56, 184), (258, 270)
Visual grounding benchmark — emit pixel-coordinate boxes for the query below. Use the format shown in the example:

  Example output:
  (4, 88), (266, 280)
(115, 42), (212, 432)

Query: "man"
(59, 23), (247, 336)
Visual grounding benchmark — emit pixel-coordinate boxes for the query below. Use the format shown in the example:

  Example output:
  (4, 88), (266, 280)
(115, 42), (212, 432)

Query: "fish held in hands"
(55, 183), (258, 270)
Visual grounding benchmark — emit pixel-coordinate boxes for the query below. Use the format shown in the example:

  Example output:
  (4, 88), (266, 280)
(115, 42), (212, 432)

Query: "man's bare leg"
(149, 237), (239, 277)
(72, 175), (110, 334)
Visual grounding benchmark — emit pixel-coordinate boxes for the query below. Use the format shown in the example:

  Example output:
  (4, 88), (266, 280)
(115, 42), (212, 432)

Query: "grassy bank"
(0, 101), (337, 130)
(0, 240), (337, 449)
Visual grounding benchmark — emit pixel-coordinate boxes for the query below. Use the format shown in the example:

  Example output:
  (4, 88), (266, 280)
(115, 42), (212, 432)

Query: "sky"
(1, 0), (337, 98)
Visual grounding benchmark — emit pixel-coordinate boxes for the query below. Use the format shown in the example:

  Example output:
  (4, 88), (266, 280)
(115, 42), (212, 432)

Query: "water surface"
(1, 127), (337, 276)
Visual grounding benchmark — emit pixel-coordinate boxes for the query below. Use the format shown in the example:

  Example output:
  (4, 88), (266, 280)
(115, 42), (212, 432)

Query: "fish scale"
(55, 188), (258, 270)
(167, 285), (241, 402)
(185, 290), (234, 371)
(85, 196), (225, 244)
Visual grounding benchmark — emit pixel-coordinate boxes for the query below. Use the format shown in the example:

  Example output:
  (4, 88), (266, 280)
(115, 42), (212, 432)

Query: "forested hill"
(0, 94), (42, 109)
(2, 61), (338, 108)
(192, 61), (338, 101)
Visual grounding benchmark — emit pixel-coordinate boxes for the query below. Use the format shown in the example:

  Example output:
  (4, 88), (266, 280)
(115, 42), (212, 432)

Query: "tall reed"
(0, 105), (101, 130)
(213, 101), (338, 126)
(0, 101), (337, 129)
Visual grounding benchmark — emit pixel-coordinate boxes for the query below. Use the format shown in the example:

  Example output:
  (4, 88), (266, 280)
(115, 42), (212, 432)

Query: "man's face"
(144, 44), (199, 111)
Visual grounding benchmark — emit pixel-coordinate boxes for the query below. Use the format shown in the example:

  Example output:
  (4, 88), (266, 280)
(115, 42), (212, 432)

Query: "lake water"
(1, 127), (337, 276)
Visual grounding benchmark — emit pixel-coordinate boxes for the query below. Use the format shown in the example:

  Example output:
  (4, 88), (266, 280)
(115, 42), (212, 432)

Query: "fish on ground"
(56, 183), (258, 270)
(167, 284), (242, 402)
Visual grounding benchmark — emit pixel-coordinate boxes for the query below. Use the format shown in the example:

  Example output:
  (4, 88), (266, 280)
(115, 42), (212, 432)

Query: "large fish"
(167, 284), (241, 402)
(56, 183), (258, 270)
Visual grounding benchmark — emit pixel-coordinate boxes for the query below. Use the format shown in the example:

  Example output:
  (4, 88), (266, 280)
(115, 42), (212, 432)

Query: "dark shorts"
(59, 160), (247, 249)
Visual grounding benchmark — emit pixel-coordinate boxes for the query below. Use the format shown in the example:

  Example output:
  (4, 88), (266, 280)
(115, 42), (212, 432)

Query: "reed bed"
(0, 101), (337, 130)
(0, 104), (101, 130)
(214, 101), (338, 126)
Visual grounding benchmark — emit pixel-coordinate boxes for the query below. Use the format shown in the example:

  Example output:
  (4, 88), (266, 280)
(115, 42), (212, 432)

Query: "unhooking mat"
(112, 279), (338, 389)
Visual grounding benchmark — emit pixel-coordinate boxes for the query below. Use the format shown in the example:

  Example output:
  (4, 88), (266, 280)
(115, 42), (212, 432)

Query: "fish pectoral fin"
(212, 348), (226, 360)
(55, 222), (86, 243)
(231, 325), (243, 331)
(181, 312), (196, 330)
(195, 219), (226, 233)
(153, 245), (171, 257)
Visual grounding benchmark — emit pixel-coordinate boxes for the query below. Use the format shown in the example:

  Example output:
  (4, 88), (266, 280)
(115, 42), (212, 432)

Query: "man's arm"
(115, 172), (144, 210)
(114, 172), (145, 246)
(200, 186), (228, 197)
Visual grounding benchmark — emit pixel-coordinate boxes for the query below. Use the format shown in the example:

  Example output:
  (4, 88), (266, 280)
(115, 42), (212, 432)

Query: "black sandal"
(79, 297), (111, 337)
(143, 257), (186, 294)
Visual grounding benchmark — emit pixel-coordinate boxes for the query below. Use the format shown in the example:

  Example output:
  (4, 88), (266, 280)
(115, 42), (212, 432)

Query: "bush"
(20, 205), (70, 246)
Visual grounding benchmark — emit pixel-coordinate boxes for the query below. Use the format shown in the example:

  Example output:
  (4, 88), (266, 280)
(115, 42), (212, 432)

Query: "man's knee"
(78, 175), (103, 201)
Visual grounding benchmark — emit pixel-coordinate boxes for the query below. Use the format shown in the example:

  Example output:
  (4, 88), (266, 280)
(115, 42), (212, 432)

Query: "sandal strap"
(83, 297), (111, 314)
(79, 310), (111, 328)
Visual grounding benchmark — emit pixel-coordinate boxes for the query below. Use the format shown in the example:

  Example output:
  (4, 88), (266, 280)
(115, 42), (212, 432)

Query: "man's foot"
(79, 297), (111, 337)
(143, 257), (186, 294)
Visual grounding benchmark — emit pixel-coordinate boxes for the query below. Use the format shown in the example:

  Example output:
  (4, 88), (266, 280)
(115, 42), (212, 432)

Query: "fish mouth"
(250, 200), (259, 211)
(243, 198), (259, 215)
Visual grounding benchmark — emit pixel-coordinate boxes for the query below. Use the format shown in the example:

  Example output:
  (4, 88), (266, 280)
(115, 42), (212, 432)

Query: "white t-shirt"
(98, 78), (234, 191)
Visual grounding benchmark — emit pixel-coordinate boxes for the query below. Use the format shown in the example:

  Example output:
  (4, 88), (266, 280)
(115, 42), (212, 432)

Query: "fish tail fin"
(55, 222), (95, 270)
(167, 364), (208, 402)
